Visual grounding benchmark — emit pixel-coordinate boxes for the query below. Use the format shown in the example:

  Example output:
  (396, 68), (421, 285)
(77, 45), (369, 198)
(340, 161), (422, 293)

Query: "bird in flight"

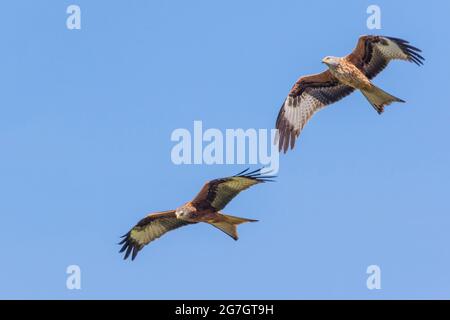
(275, 35), (424, 153)
(119, 168), (274, 260)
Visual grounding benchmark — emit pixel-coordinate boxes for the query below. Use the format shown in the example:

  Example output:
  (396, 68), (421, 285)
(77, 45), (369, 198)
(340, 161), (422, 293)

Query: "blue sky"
(0, 0), (449, 299)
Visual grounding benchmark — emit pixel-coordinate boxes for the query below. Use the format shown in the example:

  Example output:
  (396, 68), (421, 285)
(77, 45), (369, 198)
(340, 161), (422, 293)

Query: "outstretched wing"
(346, 35), (424, 80)
(191, 168), (274, 212)
(275, 71), (354, 153)
(119, 210), (195, 260)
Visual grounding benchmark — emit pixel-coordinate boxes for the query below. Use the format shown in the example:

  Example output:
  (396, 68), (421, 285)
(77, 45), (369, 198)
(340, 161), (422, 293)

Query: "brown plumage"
(275, 35), (424, 153)
(119, 168), (274, 260)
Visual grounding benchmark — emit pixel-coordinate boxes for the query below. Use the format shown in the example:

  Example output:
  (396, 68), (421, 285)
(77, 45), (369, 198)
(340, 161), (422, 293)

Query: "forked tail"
(208, 213), (258, 240)
(361, 84), (405, 114)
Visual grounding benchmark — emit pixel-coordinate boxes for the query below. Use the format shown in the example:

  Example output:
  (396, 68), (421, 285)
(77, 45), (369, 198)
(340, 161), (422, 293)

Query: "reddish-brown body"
(176, 201), (228, 224)
(330, 58), (372, 90)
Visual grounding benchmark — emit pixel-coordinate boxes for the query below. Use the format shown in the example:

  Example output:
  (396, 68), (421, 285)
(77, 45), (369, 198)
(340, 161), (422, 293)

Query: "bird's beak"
(321, 58), (327, 64)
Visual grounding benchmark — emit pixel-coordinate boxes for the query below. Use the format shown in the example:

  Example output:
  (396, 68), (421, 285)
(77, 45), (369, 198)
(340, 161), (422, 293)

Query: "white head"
(322, 56), (341, 67)
(175, 205), (192, 219)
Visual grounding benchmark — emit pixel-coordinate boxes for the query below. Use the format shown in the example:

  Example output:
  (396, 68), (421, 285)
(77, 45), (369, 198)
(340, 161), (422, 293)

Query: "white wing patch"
(376, 38), (409, 60)
(283, 92), (324, 133)
(276, 83), (355, 152)
(360, 36), (424, 80)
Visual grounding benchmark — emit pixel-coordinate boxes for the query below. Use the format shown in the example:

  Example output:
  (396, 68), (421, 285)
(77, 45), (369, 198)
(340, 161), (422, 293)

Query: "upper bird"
(119, 168), (274, 260)
(275, 35), (424, 153)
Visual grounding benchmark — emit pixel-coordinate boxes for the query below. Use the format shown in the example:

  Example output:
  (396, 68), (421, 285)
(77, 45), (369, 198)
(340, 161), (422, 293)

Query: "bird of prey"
(275, 35), (424, 153)
(119, 168), (274, 260)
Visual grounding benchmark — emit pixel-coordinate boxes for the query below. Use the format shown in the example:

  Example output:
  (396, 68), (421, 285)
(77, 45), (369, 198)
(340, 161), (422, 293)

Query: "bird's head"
(175, 204), (193, 219)
(322, 56), (340, 67)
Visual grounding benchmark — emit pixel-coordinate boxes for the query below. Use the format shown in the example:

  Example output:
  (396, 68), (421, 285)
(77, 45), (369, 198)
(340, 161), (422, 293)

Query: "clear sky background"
(1, 0), (449, 299)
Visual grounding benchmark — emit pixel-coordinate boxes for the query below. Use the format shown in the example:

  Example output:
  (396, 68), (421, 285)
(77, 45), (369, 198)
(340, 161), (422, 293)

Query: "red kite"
(276, 35), (424, 153)
(119, 168), (274, 260)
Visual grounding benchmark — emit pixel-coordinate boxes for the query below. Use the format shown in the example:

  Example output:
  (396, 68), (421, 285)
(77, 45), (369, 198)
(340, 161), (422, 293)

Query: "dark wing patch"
(347, 35), (424, 80)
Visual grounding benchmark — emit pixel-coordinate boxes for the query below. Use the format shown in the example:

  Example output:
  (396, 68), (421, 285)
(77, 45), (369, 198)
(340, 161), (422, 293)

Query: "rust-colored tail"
(361, 84), (405, 114)
(208, 213), (258, 240)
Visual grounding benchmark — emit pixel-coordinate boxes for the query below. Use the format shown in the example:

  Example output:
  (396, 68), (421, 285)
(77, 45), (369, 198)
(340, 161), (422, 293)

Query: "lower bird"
(276, 35), (424, 153)
(119, 168), (274, 260)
